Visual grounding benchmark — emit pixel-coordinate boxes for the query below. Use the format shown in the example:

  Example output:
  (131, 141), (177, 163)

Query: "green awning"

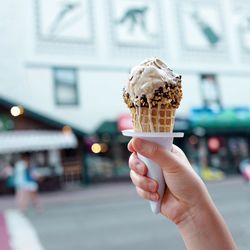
(190, 108), (250, 129)
(96, 121), (118, 135)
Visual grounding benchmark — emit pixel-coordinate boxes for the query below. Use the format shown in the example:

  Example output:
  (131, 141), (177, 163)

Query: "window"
(200, 74), (222, 110)
(54, 68), (79, 106)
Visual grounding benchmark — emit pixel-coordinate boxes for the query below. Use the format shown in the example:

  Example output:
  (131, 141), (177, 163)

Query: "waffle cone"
(130, 106), (176, 132)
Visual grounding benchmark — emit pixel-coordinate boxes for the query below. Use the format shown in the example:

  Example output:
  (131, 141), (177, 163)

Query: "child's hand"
(128, 138), (208, 224)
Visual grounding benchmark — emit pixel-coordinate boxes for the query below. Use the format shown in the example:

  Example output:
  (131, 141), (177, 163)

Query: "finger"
(131, 138), (187, 174)
(130, 170), (158, 193)
(171, 144), (184, 154)
(172, 144), (187, 160)
(127, 139), (134, 152)
(136, 186), (159, 201)
(172, 144), (193, 168)
(128, 153), (147, 176)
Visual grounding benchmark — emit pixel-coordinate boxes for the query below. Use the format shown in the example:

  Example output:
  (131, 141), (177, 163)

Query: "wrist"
(176, 198), (213, 239)
(176, 196), (237, 250)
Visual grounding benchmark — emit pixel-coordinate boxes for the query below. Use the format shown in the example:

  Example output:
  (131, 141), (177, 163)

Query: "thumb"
(131, 138), (186, 174)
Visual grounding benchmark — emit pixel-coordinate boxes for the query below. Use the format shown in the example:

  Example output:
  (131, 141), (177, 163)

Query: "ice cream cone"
(130, 106), (176, 132)
(122, 58), (183, 214)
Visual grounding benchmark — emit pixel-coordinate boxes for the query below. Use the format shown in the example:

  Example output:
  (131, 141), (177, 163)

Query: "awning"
(96, 121), (118, 135)
(190, 107), (250, 129)
(0, 130), (78, 154)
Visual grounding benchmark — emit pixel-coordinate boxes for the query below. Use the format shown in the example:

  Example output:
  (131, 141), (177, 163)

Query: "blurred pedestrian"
(13, 152), (42, 212)
(128, 138), (237, 250)
(0, 161), (15, 193)
(25, 159), (42, 210)
(1, 162), (13, 178)
(239, 158), (250, 183)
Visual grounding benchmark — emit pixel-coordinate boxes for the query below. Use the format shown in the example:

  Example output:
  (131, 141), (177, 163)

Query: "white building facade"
(0, 0), (250, 133)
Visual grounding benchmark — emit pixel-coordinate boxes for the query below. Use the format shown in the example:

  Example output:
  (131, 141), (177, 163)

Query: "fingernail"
(140, 142), (151, 154)
(135, 161), (144, 174)
(151, 193), (159, 201)
(136, 139), (156, 156)
(135, 139), (149, 152)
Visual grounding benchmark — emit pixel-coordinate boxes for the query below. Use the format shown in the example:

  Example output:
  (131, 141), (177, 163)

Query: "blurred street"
(0, 177), (250, 250)
(1, 1), (250, 250)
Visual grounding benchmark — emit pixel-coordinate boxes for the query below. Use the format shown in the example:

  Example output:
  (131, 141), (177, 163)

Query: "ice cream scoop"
(123, 58), (182, 132)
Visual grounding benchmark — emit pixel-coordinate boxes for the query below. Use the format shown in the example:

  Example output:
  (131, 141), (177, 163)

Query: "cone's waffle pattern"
(131, 107), (176, 132)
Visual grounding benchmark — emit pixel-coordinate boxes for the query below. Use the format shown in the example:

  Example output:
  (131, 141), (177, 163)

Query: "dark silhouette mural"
(115, 6), (149, 34)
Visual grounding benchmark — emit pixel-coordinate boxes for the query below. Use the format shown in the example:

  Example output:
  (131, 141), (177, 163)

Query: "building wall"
(0, 0), (249, 132)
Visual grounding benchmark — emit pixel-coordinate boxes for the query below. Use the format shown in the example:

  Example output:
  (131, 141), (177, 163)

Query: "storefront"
(0, 97), (86, 194)
(188, 107), (250, 174)
(84, 120), (131, 183)
(0, 130), (78, 193)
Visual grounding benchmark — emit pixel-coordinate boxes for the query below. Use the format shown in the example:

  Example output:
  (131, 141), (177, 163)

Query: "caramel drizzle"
(147, 98), (154, 132)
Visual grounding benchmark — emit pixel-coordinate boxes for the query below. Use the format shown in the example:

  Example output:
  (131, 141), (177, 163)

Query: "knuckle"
(130, 170), (141, 187)
(135, 178), (144, 188)
(150, 144), (159, 155)
(136, 187), (146, 199)
(136, 187), (154, 201)
(130, 170), (145, 189)
(143, 143), (159, 158)
(135, 187), (142, 197)
(130, 170), (157, 193)
(128, 153), (141, 172)
(128, 154), (134, 170)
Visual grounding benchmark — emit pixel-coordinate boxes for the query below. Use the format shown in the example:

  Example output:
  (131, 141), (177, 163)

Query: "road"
(1, 177), (250, 250)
